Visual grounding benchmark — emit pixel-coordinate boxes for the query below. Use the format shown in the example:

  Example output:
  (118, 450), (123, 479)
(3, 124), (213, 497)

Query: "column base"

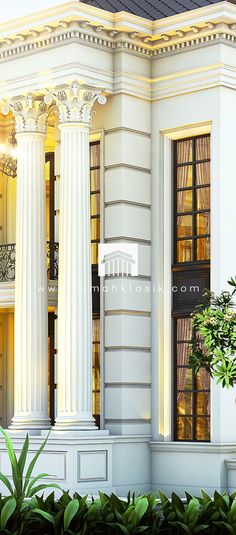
(10, 415), (51, 431)
(53, 413), (97, 431)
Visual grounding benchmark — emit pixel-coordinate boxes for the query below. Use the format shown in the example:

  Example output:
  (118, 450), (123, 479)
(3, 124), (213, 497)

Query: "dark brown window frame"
(172, 134), (211, 442)
(173, 133), (210, 266)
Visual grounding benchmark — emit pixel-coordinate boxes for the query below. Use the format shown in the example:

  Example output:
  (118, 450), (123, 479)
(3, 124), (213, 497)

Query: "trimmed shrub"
(0, 490), (236, 534)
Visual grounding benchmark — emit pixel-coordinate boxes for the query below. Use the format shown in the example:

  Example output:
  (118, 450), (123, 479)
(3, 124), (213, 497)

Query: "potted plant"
(189, 277), (236, 387)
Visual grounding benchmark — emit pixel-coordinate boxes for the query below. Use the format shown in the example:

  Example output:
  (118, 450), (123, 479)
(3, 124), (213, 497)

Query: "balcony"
(0, 242), (59, 282)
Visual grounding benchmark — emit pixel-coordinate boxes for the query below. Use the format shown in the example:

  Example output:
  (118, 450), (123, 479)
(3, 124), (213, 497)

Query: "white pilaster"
(49, 83), (106, 430)
(4, 95), (50, 430)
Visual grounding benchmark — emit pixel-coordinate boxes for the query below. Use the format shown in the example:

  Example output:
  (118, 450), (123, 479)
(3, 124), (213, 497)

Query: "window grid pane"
(174, 135), (211, 264)
(90, 141), (101, 424)
(174, 317), (210, 442)
(90, 141), (100, 266)
(173, 135), (211, 443)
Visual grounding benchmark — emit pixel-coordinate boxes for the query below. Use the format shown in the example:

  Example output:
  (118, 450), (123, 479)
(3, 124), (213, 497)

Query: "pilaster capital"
(44, 81), (106, 126)
(2, 94), (49, 134)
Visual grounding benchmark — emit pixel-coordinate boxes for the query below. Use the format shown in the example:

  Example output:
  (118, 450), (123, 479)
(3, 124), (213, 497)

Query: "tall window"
(90, 141), (101, 427)
(172, 135), (210, 441)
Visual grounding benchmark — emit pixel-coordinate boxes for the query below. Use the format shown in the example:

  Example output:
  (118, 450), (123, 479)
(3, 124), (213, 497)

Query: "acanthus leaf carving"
(44, 82), (107, 125)
(2, 94), (49, 134)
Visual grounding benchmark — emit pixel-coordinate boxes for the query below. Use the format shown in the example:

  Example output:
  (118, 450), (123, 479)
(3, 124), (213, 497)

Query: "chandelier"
(0, 127), (17, 178)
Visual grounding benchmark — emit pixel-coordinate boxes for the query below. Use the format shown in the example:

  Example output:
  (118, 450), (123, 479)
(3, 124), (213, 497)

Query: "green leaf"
(135, 497), (149, 520)
(1, 498), (16, 529)
(23, 431), (50, 494)
(0, 428), (21, 496)
(113, 523), (129, 535)
(64, 499), (79, 530)
(26, 473), (52, 497)
(28, 482), (61, 498)
(17, 434), (29, 477)
(33, 508), (55, 525)
(0, 473), (13, 495)
(193, 525), (210, 533)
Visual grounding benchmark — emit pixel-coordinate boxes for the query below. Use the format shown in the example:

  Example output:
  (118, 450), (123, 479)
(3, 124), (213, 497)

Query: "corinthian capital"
(2, 94), (49, 134)
(44, 82), (106, 125)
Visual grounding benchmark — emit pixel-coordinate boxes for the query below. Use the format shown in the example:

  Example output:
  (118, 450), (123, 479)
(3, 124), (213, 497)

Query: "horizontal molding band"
(105, 346), (151, 351)
(104, 127), (151, 138)
(105, 347), (150, 354)
(105, 164), (151, 173)
(104, 275), (151, 281)
(149, 442), (236, 454)
(105, 382), (151, 388)
(105, 419), (151, 424)
(105, 237), (151, 245)
(105, 200), (151, 209)
(105, 310), (151, 317)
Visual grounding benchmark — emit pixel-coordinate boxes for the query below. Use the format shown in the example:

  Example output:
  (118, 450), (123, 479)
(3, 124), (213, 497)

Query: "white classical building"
(0, 0), (236, 497)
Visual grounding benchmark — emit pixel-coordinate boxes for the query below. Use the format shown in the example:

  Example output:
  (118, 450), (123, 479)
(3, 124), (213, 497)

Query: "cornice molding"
(2, 11), (236, 62)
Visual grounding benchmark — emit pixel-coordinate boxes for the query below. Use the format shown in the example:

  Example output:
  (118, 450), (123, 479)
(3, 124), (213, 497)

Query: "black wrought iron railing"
(0, 244), (16, 282)
(0, 242), (59, 282)
(46, 241), (59, 281)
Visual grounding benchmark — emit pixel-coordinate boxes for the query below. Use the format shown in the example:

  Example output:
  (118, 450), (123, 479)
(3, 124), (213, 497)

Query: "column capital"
(44, 81), (106, 126)
(2, 94), (49, 134)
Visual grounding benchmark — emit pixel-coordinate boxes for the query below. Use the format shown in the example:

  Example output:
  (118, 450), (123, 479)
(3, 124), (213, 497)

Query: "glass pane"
(196, 392), (210, 416)
(196, 237), (210, 260)
(177, 165), (193, 188)
(92, 317), (100, 416)
(176, 416), (193, 440)
(196, 136), (210, 161)
(91, 193), (100, 216)
(177, 392), (192, 415)
(90, 143), (100, 167)
(177, 190), (192, 213)
(177, 215), (192, 237)
(176, 139), (193, 164)
(196, 417), (210, 441)
(196, 213), (210, 236)
(45, 160), (50, 182)
(196, 187), (210, 211)
(176, 318), (192, 341)
(177, 342), (191, 364)
(197, 367), (210, 391)
(177, 240), (192, 262)
(91, 218), (100, 241)
(91, 242), (98, 265)
(93, 318), (100, 342)
(177, 367), (193, 391)
(90, 169), (100, 192)
(196, 162), (210, 185)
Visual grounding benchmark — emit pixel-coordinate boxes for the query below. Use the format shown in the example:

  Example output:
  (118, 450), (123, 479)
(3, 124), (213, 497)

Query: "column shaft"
(11, 132), (50, 430)
(54, 124), (95, 430)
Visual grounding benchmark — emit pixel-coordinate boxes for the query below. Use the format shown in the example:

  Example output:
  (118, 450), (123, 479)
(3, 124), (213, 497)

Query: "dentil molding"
(1, 18), (236, 61)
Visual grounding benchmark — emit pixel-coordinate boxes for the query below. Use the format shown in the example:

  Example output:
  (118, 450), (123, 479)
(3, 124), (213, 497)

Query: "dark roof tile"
(81, 0), (233, 20)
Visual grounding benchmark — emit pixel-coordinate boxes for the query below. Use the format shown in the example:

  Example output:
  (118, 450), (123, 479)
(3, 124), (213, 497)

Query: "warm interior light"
(10, 148), (18, 159)
(0, 144), (7, 153)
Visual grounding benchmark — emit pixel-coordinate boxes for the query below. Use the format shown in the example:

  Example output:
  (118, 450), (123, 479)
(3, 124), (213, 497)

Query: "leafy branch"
(189, 276), (236, 388)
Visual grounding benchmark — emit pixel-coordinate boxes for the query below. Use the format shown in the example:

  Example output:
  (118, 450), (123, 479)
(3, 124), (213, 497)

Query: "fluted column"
(46, 83), (106, 430)
(3, 95), (50, 430)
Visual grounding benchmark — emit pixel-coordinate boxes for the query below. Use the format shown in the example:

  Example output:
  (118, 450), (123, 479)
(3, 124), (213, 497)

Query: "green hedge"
(1, 490), (236, 534)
